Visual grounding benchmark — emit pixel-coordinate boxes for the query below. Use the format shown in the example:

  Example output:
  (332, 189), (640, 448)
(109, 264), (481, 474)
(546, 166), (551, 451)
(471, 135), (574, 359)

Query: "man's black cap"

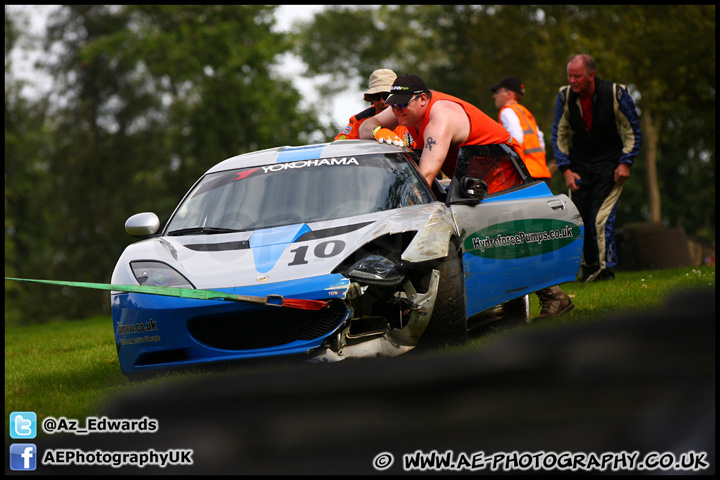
(385, 74), (429, 105)
(490, 77), (525, 96)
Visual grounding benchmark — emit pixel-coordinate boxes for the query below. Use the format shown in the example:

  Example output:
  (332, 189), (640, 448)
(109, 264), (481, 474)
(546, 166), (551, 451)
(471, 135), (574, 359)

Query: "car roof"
(205, 139), (410, 174)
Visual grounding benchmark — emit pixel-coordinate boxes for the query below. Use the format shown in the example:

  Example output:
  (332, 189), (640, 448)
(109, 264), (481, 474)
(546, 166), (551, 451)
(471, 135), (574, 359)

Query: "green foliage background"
(5, 5), (715, 324)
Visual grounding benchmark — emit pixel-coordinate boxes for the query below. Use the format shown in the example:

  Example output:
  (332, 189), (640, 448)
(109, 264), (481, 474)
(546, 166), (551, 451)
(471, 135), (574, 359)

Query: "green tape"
(5, 277), (329, 310)
(6, 277), (248, 303)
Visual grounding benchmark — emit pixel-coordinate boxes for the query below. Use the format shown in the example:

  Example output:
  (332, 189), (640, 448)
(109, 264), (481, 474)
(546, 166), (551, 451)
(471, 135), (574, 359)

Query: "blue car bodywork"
(111, 140), (582, 378)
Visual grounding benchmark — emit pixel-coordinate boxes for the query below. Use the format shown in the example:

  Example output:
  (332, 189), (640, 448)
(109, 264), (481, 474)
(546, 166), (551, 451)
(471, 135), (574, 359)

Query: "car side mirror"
(125, 212), (160, 238)
(445, 176), (487, 206)
(460, 176), (487, 200)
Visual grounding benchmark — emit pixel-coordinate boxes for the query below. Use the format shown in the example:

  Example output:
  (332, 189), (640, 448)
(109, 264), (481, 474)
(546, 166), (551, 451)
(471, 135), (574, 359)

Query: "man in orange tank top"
(359, 74), (519, 187)
(360, 74), (574, 321)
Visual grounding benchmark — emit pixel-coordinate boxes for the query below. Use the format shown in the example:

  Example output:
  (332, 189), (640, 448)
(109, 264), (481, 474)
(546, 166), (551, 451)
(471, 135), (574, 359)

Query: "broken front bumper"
(307, 269), (440, 362)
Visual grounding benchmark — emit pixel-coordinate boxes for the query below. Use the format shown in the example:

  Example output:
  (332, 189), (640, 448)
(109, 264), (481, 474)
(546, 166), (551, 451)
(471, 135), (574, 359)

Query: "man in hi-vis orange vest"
(490, 76), (574, 320)
(491, 77), (552, 186)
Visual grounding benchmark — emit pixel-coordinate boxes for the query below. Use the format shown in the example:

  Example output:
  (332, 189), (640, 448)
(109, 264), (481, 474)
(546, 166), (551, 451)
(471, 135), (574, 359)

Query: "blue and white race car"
(111, 140), (583, 378)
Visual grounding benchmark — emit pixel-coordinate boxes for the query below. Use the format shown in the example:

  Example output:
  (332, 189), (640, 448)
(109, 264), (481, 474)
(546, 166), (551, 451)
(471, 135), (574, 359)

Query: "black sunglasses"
(366, 93), (389, 102)
(389, 93), (422, 110)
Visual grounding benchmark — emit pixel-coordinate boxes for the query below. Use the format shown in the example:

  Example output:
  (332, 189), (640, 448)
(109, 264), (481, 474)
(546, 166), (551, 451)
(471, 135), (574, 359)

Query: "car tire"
(417, 243), (467, 350)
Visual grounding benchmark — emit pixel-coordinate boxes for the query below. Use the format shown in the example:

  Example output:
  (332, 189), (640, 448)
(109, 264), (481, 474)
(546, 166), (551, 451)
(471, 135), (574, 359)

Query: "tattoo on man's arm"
(426, 137), (436, 151)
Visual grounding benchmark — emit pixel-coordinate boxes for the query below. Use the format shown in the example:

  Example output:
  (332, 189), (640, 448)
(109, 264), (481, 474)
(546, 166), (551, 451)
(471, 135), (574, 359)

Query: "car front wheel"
(416, 243), (467, 350)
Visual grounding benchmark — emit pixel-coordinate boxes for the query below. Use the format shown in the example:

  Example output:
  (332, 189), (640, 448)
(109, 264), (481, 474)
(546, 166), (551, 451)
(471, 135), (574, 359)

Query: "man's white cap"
(365, 69), (397, 96)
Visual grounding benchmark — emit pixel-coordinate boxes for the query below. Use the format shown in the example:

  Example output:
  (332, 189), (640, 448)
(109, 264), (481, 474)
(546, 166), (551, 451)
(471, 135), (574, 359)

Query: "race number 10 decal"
(289, 240), (346, 266)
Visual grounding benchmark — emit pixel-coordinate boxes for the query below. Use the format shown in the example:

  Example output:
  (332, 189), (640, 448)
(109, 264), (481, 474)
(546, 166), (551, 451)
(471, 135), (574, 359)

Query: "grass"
(536, 265), (715, 319)
(5, 316), (124, 434)
(5, 266), (715, 440)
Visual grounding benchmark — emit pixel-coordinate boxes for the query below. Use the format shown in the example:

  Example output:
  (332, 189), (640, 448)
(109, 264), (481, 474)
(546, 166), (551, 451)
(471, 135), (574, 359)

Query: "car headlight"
(130, 261), (194, 288)
(346, 254), (405, 287)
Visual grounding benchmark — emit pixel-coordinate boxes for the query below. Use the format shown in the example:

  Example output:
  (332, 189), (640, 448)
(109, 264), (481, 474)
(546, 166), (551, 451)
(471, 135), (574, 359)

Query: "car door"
(446, 144), (583, 318)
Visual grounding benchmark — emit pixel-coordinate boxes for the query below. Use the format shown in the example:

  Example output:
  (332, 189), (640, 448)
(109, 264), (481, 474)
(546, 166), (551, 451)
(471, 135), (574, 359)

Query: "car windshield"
(166, 153), (433, 234)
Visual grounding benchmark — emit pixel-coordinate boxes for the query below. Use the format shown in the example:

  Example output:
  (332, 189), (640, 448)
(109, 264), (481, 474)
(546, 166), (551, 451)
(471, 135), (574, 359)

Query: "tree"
(5, 5), (327, 322)
(5, 7), (55, 324)
(540, 5), (715, 235)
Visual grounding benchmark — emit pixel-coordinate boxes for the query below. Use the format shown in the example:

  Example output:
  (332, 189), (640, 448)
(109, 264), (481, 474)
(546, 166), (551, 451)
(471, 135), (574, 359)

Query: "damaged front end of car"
(307, 207), (458, 362)
(307, 260), (441, 362)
